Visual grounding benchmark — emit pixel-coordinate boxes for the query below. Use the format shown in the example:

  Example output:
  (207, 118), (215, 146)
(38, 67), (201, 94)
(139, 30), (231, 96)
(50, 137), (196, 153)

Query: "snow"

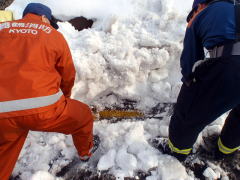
(203, 167), (220, 180)
(30, 171), (60, 180)
(4, 0), (229, 179)
(12, 114), (227, 180)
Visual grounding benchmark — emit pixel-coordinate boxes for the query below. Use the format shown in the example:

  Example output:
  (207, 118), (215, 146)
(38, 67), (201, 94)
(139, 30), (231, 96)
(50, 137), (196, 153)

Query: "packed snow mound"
(57, 1), (186, 110)
(8, 0), (191, 110)
(8, 0), (192, 20)
(13, 117), (193, 180)
(12, 114), (227, 180)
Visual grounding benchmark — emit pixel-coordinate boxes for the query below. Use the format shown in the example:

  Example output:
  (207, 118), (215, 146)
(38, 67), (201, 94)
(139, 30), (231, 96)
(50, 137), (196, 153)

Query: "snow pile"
(13, 133), (76, 179)
(61, 1), (186, 110)
(12, 114), (226, 180)
(30, 171), (60, 180)
(13, 117), (195, 180)
(8, 0), (193, 20)
(94, 119), (192, 180)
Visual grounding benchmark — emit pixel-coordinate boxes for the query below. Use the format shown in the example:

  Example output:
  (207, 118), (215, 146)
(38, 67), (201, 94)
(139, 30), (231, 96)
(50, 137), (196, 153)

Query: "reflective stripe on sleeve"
(218, 138), (240, 154)
(168, 139), (192, 155)
(0, 90), (63, 113)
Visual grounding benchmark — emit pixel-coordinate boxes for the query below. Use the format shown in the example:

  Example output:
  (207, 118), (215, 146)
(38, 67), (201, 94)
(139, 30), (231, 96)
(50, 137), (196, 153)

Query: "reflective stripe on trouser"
(218, 138), (240, 154)
(168, 139), (192, 155)
(0, 98), (93, 180)
(0, 90), (63, 113)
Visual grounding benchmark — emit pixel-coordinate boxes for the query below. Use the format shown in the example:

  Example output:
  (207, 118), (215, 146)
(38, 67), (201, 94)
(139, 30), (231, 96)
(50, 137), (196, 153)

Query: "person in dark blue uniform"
(161, 0), (240, 161)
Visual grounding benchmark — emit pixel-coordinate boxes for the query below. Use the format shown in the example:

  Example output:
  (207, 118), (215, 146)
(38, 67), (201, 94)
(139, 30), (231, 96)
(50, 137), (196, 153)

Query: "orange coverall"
(0, 13), (93, 180)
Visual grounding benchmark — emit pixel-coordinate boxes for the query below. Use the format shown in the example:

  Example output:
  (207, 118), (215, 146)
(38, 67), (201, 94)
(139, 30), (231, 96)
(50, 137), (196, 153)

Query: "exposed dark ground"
(0, 0), (14, 10)
(57, 168), (151, 180)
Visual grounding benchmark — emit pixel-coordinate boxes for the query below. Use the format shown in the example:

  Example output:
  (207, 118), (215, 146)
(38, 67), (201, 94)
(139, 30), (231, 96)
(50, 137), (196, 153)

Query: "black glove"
(182, 73), (196, 87)
(185, 78), (196, 87)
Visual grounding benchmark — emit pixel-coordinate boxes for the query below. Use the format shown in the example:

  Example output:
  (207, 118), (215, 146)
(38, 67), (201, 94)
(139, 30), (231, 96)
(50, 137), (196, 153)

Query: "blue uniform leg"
(169, 56), (240, 154)
(219, 105), (240, 151)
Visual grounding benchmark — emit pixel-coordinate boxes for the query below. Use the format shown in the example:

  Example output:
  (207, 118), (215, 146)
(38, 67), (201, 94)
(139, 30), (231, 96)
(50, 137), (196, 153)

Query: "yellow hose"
(95, 110), (144, 120)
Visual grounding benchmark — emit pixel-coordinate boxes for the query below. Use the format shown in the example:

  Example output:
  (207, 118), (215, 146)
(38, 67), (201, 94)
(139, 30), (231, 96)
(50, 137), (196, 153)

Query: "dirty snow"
(6, 0), (227, 180)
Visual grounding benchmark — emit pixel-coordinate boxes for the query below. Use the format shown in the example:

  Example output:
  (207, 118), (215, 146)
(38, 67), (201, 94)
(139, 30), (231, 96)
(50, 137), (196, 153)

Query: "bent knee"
(66, 99), (93, 122)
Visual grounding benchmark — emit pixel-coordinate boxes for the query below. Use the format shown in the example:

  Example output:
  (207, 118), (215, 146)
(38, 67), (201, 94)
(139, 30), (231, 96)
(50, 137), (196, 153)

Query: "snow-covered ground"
(6, 0), (228, 179)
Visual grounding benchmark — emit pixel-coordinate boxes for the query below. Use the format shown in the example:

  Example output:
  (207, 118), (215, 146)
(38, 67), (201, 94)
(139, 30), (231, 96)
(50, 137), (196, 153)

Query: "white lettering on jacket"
(38, 24), (52, 34)
(9, 29), (38, 35)
(1, 22), (52, 34)
(0, 22), (11, 31)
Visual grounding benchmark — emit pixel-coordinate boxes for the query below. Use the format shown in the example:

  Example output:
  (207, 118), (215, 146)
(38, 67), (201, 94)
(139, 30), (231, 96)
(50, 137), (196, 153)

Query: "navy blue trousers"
(169, 56), (240, 149)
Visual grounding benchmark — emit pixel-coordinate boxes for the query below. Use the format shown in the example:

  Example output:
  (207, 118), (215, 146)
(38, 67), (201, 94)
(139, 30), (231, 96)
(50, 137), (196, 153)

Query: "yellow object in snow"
(0, 10), (13, 22)
(98, 110), (144, 119)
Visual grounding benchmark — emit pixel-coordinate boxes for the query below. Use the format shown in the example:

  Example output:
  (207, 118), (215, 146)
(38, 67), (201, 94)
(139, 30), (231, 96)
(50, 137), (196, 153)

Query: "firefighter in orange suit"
(0, 3), (94, 179)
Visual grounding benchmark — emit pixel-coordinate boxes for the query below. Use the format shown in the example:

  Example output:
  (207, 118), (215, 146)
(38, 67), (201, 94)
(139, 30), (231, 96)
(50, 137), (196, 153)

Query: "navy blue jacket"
(181, 1), (236, 82)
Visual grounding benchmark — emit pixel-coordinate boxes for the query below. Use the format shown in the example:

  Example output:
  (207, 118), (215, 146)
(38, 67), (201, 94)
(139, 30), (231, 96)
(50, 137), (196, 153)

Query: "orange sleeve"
(56, 36), (76, 98)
